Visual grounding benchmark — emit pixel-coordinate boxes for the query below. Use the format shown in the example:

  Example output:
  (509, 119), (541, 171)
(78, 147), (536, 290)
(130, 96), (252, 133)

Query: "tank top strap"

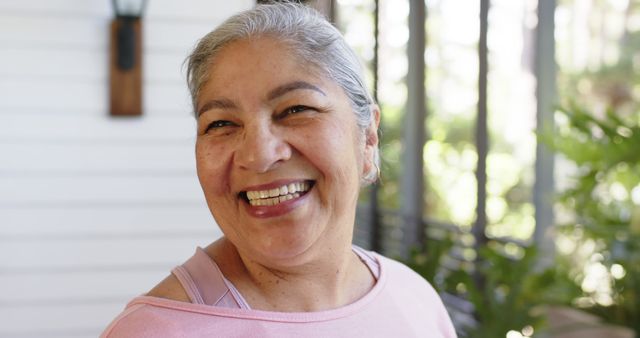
(352, 245), (381, 280)
(171, 247), (246, 308)
(171, 265), (205, 304)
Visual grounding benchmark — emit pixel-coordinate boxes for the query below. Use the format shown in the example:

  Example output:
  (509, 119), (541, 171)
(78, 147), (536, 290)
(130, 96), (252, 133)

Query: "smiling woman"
(101, 2), (456, 337)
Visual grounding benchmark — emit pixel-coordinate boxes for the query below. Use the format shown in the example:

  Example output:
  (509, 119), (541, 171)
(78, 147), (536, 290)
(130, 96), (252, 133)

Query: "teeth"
(245, 181), (311, 206)
(269, 188), (279, 197)
(249, 195), (286, 207)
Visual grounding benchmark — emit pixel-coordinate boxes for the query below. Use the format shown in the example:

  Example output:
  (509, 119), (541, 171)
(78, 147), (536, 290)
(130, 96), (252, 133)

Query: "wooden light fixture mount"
(109, 0), (148, 116)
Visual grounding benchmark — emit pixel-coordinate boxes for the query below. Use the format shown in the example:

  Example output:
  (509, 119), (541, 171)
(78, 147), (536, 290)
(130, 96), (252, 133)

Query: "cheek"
(195, 142), (231, 195)
(309, 123), (362, 181)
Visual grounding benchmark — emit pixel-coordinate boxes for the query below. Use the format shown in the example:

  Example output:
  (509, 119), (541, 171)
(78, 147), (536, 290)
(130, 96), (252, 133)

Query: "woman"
(102, 3), (456, 337)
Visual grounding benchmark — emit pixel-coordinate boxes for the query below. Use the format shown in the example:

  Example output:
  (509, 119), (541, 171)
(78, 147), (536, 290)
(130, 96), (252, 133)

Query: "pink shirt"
(101, 247), (457, 337)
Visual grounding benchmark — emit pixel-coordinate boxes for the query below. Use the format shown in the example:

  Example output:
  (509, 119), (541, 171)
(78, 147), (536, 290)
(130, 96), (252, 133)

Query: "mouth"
(240, 180), (314, 207)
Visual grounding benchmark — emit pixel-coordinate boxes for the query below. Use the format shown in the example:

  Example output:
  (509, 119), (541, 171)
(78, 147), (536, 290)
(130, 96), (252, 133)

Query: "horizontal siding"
(1, 176), (204, 204)
(0, 268), (170, 303)
(0, 14), (228, 52)
(1, 206), (215, 237)
(0, 0), (252, 21)
(1, 48), (186, 83)
(0, 238), (210, 270)
(0, 0), (253, 336)
(1, 143), (195, 173)
(0, 79), (190, 114)
(1, 303), (125, 337)
(0, 115), (196, 142)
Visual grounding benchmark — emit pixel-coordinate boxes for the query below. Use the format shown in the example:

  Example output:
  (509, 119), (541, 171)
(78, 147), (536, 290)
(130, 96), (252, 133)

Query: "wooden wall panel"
(0, 0), (252, 21)
(0, 269), (169, 303)
(0, 80), (190, 114)
(1, 206), (216, 237)
(1, 176), (204, 203)
(0, 0), (253, 336)
(0, 238), (207, 270)
(0, 15), (230, 53)
(0, 115), (196, 141)
(1, 303), (127, 337)
(0, 144), (196, 173)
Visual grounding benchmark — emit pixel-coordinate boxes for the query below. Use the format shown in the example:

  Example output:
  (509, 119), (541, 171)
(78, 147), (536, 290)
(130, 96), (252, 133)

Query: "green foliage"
(445, 244), (551, 338)
(541, 104), (640, 335)
(406, 236), (575, 338)
(376, 103), (405, 209)
(406, 234), (455, 292)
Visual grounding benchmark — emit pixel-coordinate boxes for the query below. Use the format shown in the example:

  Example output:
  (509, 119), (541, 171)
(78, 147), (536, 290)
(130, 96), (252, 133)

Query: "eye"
(280, 105), (311, 117)
(204, 120), (235, 133)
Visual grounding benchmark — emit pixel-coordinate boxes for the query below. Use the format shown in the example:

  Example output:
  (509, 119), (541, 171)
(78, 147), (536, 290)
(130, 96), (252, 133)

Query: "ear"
(365, 105), (380, 147)
(362, 105), (380, 177)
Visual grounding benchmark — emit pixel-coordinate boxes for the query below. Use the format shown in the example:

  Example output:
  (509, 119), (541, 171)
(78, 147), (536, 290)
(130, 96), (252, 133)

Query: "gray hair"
(185, 2), (379, 183)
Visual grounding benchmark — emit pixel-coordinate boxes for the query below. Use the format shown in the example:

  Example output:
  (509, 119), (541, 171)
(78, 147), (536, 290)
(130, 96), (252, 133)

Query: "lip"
(240, 179), (314, 218)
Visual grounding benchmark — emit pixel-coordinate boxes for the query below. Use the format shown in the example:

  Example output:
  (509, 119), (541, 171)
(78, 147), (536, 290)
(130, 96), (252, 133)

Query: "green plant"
(542, 104), (640, 335)
(406, 233), (455, 292)
(406, 235), (570, 338)
(445, 243), (554, 338)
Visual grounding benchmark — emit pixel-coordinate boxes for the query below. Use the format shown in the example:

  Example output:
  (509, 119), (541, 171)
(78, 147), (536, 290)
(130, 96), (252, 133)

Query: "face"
(195, 37), (378, 267)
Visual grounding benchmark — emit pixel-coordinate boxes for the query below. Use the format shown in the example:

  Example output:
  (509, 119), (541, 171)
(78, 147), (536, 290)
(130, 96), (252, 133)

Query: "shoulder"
(146, 273), (191, 302)
(100, 301), (184, 338)
(380, 256), (442, 305)
(374, 253), (458, 337)
(376, 254), (436, 291)
(102, 266), (193, 337)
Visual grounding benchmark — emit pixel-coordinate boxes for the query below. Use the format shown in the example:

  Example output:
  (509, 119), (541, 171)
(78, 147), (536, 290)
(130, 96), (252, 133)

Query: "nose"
(234, 121), (291, 173)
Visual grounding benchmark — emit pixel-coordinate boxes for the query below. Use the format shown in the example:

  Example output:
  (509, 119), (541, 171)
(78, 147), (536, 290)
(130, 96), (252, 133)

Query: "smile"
(244, 181), (312, 206)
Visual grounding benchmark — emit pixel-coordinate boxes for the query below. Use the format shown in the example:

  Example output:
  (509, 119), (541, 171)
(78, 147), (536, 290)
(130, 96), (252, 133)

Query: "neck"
(208, 238), (374, 312)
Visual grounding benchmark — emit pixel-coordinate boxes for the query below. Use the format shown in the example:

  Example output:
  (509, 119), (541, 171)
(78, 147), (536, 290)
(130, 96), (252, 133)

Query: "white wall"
(0, 0), (252, 336)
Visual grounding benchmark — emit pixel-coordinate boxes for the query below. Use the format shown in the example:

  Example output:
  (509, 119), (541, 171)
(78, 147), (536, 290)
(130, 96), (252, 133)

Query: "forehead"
(202, 37), (328, 90)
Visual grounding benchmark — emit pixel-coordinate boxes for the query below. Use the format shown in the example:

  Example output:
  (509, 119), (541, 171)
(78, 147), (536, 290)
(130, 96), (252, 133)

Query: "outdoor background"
(2, 0), (639, 337)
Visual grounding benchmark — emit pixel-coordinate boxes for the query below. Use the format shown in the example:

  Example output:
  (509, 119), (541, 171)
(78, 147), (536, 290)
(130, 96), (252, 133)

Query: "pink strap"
(182, 248), (232, 306)
(171, 266), (205, 304)
(353, 246), (381, 279)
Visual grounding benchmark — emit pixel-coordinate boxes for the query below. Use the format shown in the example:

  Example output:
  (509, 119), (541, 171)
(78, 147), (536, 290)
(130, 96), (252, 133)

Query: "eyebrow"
(197, 81), (326, 117)
(197, 98), (237, 117)
(266, 81), (327, 101)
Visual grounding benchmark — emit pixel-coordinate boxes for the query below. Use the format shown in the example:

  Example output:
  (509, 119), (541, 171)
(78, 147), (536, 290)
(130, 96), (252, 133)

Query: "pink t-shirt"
(101, 247), (457, 337)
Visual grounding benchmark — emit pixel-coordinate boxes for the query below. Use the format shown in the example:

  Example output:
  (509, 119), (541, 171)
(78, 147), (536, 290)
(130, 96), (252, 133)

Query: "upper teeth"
(246, 182), (310, 201)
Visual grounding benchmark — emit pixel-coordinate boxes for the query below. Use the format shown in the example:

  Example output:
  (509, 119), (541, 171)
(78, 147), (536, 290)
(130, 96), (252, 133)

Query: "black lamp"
(110, 0), (148, 116)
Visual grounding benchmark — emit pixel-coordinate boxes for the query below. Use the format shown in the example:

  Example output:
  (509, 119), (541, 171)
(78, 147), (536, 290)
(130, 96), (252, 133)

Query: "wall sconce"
(109, 0), (148, 116)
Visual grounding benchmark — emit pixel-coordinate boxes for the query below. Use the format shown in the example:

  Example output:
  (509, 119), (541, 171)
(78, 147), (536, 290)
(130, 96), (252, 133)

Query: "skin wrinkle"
(192, 35), (327, 111)
(197, 81), (327, 117)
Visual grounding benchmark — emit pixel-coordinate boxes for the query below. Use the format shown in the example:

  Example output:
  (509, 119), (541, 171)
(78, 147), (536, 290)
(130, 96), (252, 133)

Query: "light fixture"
(109, 0), (148, 116)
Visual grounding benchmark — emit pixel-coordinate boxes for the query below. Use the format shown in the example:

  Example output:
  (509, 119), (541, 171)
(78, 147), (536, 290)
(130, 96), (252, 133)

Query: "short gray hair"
(185, 2), (379, 183)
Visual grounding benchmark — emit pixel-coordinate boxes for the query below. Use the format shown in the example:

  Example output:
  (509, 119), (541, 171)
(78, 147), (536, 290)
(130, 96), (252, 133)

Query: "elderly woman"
(102, 3), (456, 337)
